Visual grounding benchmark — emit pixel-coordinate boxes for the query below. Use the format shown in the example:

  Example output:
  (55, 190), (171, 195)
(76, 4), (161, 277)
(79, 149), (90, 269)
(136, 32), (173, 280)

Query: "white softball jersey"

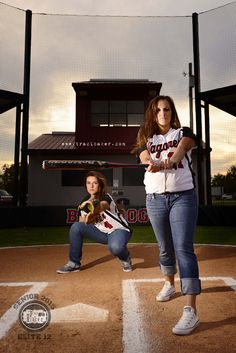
(142, 127), (196, 194)
(80, 193), (131, 234)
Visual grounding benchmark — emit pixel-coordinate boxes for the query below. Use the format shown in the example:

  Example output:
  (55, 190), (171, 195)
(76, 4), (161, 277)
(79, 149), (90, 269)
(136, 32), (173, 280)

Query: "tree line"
(0, 164), (27, 195)
(211, 165), (236, 194)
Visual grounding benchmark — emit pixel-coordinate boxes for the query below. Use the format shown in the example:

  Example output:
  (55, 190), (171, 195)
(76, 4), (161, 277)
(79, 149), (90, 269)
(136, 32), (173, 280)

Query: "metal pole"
(20, 9), (32, 206)
(204, 102), (212, 205)
(188, 62), (194, 131)
(192, 12), (204, 205)
(13, 103), (22, 206)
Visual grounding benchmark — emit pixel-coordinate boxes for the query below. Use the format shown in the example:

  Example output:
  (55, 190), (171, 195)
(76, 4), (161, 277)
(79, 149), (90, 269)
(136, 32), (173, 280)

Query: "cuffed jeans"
(69, 222), (132, 265)
(146, 189), (201, 295)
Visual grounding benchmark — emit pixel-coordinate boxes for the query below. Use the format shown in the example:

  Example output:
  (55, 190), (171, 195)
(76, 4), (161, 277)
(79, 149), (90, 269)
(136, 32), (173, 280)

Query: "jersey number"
(104, 221), (113, 229)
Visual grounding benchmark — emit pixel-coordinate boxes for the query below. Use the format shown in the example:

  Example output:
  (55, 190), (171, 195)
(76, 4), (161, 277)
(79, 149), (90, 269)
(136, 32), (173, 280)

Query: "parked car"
(221, 194), (233, 200)
(0, 189), (13, 205)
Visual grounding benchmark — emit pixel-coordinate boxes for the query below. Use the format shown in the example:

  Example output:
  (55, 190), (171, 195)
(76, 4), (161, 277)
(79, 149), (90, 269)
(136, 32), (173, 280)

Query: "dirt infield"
(0, 243), (235, 353)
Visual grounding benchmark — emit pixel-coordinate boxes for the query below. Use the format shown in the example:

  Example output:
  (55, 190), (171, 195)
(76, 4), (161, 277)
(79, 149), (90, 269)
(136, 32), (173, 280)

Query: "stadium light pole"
(20, 9), (32, 206)
(192, 12), (205, 205)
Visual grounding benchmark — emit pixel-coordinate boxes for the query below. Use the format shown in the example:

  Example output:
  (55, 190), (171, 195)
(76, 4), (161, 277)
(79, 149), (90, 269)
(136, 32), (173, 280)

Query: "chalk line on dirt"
(0, 282), (49, 339)
(122, 277), (236, 353)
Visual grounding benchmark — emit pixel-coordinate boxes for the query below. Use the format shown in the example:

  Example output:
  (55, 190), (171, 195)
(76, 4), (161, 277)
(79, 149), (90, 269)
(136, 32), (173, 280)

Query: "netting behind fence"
(0, 2), (235, 176)
(0, 3), (25, 165)
(199, 3), (236, 92)
(29, 14), (193, 135)
(198, 3), (236, 175)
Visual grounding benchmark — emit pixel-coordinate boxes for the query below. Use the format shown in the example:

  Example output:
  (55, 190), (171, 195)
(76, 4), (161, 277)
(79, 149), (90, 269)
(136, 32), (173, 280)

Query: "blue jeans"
(146, 189), (201, 295)
(69, 222), (132, 265)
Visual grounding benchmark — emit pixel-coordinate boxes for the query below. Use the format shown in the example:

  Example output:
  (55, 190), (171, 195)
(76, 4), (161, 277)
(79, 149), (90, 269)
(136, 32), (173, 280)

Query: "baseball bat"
(42, 159), (149, 170)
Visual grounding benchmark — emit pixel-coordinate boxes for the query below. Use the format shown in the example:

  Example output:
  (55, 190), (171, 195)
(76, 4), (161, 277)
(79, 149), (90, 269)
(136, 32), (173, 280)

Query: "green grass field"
(0, 225), (235, 247)
(212, 200), (236, 206)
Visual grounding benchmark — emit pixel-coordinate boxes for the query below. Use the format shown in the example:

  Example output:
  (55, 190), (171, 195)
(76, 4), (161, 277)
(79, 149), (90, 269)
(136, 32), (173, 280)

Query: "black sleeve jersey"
(181, 126), (197, 145)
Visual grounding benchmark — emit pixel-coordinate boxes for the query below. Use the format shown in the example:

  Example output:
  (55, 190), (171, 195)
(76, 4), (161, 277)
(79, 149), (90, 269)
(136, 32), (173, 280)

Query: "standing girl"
(132, 95), (201, 335)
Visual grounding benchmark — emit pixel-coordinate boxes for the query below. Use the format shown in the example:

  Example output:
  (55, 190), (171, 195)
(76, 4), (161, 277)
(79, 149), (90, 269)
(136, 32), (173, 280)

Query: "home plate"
(51, 303), (109, 323)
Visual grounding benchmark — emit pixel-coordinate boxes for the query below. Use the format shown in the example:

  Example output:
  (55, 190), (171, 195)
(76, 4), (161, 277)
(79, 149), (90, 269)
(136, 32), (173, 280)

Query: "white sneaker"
(172, 306), (200, 335)
(156, 281), (176, 302)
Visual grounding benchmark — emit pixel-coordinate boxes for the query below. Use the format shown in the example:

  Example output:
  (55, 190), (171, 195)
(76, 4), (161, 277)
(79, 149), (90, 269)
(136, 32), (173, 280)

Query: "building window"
(62, 170), (113, 186)
(91, 100), (144, 127)
(122, 168), (145, 186)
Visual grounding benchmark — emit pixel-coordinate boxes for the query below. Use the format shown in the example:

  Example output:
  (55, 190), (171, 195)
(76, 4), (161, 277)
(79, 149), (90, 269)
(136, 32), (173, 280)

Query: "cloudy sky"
(0, 0), (235, 175)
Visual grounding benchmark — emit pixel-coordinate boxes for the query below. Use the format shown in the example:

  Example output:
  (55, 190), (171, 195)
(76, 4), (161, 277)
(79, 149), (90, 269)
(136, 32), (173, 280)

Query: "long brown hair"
(85, 171), (108, 199)
(131, 95), (181, 154)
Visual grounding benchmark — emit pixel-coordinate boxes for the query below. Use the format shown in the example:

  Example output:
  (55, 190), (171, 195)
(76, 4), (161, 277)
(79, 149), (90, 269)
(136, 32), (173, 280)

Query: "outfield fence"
(0, 205), (236, 228)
